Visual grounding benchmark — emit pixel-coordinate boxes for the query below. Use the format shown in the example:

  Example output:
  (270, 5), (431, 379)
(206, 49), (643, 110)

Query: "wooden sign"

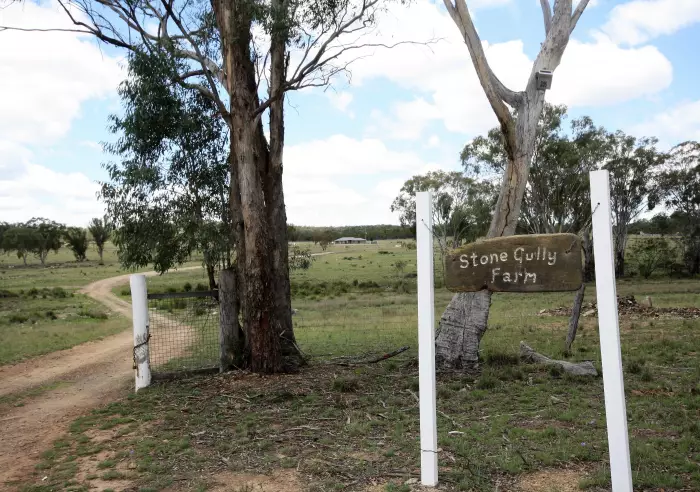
(444, 233), (582, 293)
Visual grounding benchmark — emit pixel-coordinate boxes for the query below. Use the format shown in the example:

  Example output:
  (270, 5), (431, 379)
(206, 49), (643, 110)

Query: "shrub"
(9, 314), (29, 324)
(628, 237), (675, 279)
(332, 377), (359, 393)
(27, 287), (39, 297)
(78, 308), (108, 320)
(172, 299), (187, 310)
(45, 310), (57, 320)
(51, 287), (67, 298)
(485, 352), (519, 367)
(166, 287), (178, 293)
(194, 304), (207, 316)
(195, 283), (208, 291)
(626, 360), (644, 374)
(120, 288), (131, 297)
(476, 375), (498, 390)
(183, 282), (192, 292)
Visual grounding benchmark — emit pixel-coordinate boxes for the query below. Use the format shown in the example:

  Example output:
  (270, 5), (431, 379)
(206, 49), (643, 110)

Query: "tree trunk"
(213, 0), (301, 373)
(582, 229), (594, 282)
(565, 283), (586, 355)
(615, 249), (625, 278)
(435, 290), (491, 370)
(206, 263), (217, 290)
(436, 149), (532, 370)
(22, 252), (27, 266)
(219, 267), (243, 371)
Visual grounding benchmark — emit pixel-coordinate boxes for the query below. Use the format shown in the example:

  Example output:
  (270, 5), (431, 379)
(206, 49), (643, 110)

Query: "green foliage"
(293, 225), (412, 242)
(650, 141), (700, 275)
(289, 246), (314, 271)
(25, 218), (65, 266)
(88, 218), (112, 263)
(462, 104), (606, 235)
(64, 227), (90, 262)
(102, 49), (231, 276)
(628, 238), (675, 278)
(604, 131), (666, 276)
(1, 224), (37, 265)
(391, 170), (496, 245)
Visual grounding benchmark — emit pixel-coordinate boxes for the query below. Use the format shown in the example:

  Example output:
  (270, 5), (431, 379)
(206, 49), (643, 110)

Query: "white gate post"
(590, 170), (633, 492)
(130, 274), (151, 391)
(416, 191), (438, 486)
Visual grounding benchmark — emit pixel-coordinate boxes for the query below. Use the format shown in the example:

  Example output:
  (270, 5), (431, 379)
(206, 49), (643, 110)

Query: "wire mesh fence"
(147, 291), (220, 374)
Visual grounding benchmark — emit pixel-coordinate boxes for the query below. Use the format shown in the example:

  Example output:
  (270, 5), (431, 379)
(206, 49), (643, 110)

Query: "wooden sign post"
(445, 234), (583, 293)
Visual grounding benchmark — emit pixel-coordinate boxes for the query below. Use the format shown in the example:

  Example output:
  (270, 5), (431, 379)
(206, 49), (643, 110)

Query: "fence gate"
(131, 277), (221, 384)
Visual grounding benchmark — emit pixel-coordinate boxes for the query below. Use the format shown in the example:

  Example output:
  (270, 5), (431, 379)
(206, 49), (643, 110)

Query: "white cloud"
(631, 100), (700, 150)
(345, 0), (673, 139)
(426, 135), (441, 148)
(0, 142), (103, 225)
(283, 135), (440, 225)
(547, 34), (672, 106)
(0, 1), (124, 145)
(79, 141), (103, 151)
(284, 135), (430, 177)
(601, 0), (700, 46)
(327, 91), (354, 113)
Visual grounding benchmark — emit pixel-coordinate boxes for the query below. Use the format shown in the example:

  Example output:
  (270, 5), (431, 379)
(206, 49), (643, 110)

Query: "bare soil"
(0, 268), (198, 487)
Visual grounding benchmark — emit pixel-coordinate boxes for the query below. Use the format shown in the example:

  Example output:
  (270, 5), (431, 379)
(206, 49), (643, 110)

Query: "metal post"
(130, 274), (151, 391)
(416, 191), (438, 486)
(590, 170), (633, 492)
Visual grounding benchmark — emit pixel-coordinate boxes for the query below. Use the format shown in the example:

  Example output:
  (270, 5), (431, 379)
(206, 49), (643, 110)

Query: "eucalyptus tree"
(391, 170), (496, 253)
(436, 0), (593, 369)
(25, 218), (64, 266)
(88, 218), (112, 264)
(1, 0), (408, 372)
(459, 104), (604, 356)
(64, 227), (90, 262)
(101, 50), (231, 290)
(651, 141), (700, 275)
(603, 131), (665, 277)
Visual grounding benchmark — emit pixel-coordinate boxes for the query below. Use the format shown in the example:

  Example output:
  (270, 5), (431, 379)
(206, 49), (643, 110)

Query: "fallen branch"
(519, 342), (597, 377)
(325, 346), (410, 366)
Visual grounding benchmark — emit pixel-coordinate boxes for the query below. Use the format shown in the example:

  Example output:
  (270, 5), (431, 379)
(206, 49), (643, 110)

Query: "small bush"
(332, 377), (359, 393)
(51, 287), (67, 298)
(352, 279), (359, 287)
(120, 288), (130, 297)
(378, 250), (392, 255)
(183, 282), (192, 292)
(166, 287), (178, 293)
(626, 360), (644, 374)
(485, 352), (520, 367)
(27, 287), (39, 297)
(9, 314), (29, 324)
(194, 304), (207, 316)
(195, 283), (208, 291)
(45, 311), (57, 320)
(549, 365), (564, 379)
(0, 290), (19, 298)
(78, 308), (108, 320)
(476, 375), (498, 390)
(172, 299), (187, 310)
(641, 369), (653, 382)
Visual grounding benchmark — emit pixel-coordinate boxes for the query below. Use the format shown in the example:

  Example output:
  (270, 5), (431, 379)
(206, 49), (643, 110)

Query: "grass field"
(4, 237), (700, 490)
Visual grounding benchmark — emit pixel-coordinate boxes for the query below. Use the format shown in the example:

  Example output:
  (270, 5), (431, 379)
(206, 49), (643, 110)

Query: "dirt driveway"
(0, 268), (200, 486)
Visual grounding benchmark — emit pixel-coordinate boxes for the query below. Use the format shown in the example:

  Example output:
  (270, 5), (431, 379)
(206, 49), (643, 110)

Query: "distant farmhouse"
(333, 237), (367, 245)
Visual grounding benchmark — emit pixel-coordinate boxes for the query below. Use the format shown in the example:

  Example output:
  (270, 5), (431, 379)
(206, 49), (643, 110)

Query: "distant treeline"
(289, 225), (413, 242)
(628, 212), (690, 236)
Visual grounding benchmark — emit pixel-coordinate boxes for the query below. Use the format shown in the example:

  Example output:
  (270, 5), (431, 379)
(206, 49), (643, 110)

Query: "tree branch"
(570, 0), (590, 34)
(540, 0), (552, 34)
(442, 0), (518, 126)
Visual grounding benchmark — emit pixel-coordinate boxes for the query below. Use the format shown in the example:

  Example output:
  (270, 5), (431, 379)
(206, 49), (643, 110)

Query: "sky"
(1, 0), (699, 227)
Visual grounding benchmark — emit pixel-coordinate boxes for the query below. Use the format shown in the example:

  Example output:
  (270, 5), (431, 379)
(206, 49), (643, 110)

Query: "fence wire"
(147, 291), (219, 373)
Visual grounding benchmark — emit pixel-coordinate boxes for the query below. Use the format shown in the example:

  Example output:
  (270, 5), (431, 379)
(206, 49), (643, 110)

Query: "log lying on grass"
(519, 342), (598, 377)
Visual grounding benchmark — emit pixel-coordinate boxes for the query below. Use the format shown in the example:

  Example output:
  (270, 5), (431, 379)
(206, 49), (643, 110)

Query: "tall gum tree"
(1, 0), (419, 372)
(435, 0), (591, 369)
